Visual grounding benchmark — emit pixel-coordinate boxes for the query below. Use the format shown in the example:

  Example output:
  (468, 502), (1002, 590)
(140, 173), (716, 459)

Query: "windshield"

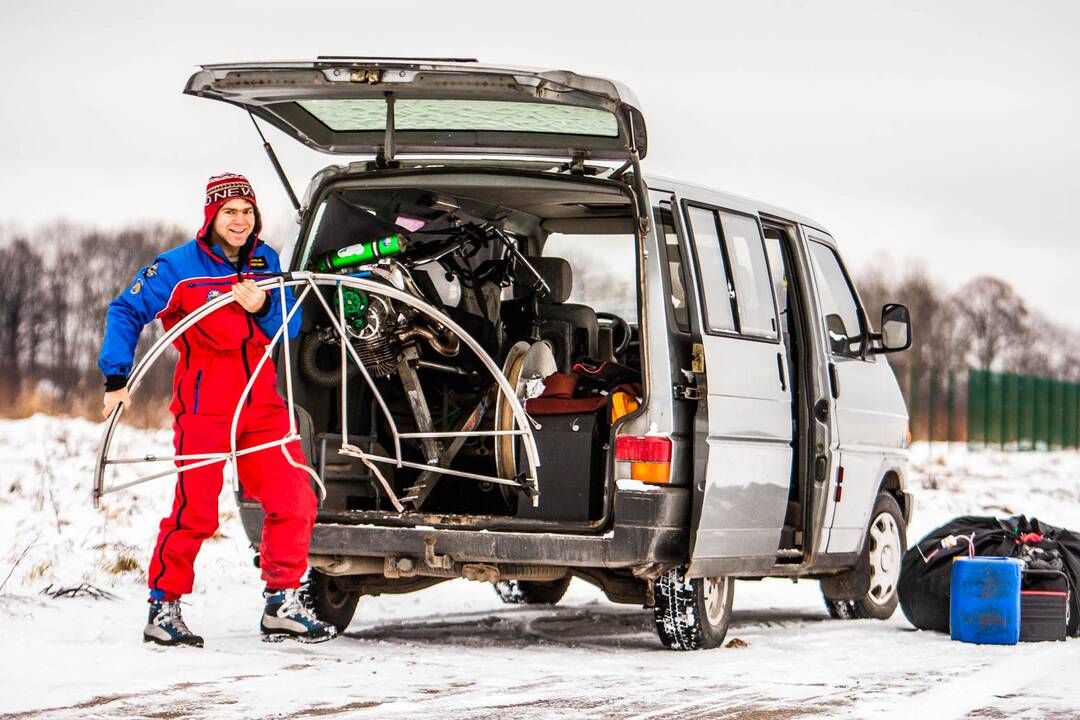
(541, 234), (638, 320)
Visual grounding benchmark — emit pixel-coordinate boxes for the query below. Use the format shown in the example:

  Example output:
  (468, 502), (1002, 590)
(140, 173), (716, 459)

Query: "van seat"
(520, 257), (599, 372)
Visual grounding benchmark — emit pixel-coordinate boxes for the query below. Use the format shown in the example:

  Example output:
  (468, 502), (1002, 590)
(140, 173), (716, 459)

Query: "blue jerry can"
(950, 556), (1022, 645)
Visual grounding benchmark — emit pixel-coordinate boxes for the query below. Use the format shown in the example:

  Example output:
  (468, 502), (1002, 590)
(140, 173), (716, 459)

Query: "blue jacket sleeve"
(98, 257), (177, 383)
(252, 250), (302, 341)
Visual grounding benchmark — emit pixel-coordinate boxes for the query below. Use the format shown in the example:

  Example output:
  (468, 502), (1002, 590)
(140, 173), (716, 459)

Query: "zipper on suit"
(193, 370), (203, 415)
(241, 315), (255, 408)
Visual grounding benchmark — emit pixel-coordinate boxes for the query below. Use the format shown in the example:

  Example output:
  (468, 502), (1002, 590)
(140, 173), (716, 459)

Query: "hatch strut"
(247, 112), (301, 214)
(626, 111), (652, 236)
(375, 91), (399, 169)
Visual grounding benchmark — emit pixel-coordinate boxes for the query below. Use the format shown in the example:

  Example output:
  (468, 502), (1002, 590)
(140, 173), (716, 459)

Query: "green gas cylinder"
(314, 234), (407, 272)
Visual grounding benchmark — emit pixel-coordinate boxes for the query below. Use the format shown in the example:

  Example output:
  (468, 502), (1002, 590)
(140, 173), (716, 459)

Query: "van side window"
(808, 239), (864, 356)
(717, 212), (778, 339)
(658, 203), (690, 333)
(686, 206), (736, 332)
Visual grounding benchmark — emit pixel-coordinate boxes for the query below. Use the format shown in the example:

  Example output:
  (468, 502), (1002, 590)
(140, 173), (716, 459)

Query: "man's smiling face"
(211, 198), (255, 250)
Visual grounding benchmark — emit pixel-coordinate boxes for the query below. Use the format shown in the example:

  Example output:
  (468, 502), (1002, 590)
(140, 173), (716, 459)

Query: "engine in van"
(292, 188), (640, 522)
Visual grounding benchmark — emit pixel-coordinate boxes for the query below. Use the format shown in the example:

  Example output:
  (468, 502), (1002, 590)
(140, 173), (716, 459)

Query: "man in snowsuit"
(99, 173), (336, 646)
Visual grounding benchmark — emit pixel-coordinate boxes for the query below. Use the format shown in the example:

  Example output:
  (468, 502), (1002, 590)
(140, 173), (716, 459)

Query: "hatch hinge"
(247, 112), (301, 215)
(562, 153), (589, 175)
(350, 68), (381, 84)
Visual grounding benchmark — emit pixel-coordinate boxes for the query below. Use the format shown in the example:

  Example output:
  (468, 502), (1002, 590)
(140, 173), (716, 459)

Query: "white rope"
(339, 443), (405, 512)
(281, 439), (326, 502)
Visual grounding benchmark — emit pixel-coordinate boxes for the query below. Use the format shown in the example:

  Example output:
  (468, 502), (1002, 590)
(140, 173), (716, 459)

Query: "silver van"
(180, 58), (913, 650)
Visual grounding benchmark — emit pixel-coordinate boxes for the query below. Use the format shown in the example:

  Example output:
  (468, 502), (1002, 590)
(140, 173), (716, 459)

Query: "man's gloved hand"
(232, 279), (267, 314)
(102, 387), (129, 418)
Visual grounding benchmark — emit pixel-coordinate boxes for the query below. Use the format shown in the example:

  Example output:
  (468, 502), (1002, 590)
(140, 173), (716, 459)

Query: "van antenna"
(248, 112), (301, 214)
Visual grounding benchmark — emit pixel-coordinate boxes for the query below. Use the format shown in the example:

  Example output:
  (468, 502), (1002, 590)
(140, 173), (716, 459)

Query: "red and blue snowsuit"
(99, 237), (314, 598)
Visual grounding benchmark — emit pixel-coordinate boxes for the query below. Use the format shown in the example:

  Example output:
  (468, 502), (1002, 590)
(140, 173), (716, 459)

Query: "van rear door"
(680, 201), (793, 576)
(184, 59), (647, 162)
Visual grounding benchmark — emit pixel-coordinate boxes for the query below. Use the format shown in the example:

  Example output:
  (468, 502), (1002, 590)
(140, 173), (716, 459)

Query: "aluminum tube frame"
(94, 272), (540, 508)
(227, 280), (312, 493)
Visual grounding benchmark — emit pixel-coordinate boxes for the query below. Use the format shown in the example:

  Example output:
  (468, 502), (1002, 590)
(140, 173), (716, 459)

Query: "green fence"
(966, 369), (1080, 450)
(903, 367), (1080, 450)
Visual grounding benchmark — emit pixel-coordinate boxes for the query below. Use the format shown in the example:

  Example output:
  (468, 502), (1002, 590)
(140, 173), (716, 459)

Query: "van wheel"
(307, 570), (362, 633)
(821, 493), (906, 620)
(652, 568), (733, 650)
(493, 576), (571, 605)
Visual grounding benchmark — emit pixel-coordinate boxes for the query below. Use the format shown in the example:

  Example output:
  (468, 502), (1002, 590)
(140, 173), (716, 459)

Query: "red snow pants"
(148, 345), (316, 598)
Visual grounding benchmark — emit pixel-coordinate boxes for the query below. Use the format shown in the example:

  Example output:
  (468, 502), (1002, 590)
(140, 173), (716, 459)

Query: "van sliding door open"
(681, 203), (793, 576)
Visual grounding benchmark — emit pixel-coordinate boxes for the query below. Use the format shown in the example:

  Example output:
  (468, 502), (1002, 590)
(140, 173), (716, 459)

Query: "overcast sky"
(2, 1), (1078, 327)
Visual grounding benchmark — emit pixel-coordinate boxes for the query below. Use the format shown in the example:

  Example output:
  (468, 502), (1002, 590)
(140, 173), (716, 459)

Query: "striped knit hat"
(197, 172), (261, 242)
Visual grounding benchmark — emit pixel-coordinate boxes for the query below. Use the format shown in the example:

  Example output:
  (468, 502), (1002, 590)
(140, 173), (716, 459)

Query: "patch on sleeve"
(130, 279), (142, 295)
(142, 262), (159, 278)
(248, 256), (269, 270)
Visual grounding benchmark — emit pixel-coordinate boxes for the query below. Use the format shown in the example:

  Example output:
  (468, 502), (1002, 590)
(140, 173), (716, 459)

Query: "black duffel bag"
(898, 515), (1079, 637)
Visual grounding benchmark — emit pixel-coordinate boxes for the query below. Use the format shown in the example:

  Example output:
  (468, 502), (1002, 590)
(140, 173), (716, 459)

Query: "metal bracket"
(424, 534), (453, 571)
(674, 384), (702, 401)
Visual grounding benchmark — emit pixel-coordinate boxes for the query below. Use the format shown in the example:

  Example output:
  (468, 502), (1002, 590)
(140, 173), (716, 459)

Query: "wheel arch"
(877, 465), (913, 526)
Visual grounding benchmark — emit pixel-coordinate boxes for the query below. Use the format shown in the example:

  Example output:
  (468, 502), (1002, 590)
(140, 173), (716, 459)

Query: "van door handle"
(776, 353), (786, 391)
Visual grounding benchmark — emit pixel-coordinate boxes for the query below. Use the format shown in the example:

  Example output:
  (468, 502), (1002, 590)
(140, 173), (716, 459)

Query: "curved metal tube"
(399, 323), (461, 357)
(93, 272), (540, 509)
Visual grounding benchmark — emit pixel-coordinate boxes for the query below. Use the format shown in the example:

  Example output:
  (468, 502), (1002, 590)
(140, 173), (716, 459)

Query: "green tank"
(313, 234), (407, 272)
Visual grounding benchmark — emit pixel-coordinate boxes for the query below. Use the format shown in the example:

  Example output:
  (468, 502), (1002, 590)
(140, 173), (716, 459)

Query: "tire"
(652, 568), (733, 650)
(821, 493), (906, 620)
(307, 570), (362, 633)
(493, 576), (571, 605)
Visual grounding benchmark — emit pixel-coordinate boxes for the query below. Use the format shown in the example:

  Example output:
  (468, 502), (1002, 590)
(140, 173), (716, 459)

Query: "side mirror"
(876, 303), (911, 353)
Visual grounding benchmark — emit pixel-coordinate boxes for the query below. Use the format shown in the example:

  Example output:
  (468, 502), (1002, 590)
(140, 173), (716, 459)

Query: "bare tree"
(955, 276), (1028, 371)
(0, 223), (181, 420)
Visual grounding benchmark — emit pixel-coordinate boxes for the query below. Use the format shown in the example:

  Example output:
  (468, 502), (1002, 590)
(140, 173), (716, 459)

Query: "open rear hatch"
(184, 58), (648, 162)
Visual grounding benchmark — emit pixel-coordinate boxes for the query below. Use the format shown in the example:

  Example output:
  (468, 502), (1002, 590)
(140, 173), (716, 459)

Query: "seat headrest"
(517, 256), (572, 303)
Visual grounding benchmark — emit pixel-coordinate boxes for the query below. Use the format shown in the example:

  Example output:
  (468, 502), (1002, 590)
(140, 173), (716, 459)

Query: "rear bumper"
(240, 488), (690, 569)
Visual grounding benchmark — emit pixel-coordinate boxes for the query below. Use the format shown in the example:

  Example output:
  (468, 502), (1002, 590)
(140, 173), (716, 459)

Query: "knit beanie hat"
(197, 172), (262, 242)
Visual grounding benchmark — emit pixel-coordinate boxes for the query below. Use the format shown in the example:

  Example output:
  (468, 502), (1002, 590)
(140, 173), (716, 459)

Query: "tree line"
(858, 260), (1080, 441)
(858, 260), (1080, 383)
(0, 224), (1075, 433)
(0, 223), (185, 425)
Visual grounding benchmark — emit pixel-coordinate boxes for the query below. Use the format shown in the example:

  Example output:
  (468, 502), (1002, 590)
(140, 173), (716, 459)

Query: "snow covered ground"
(1, 415), (1078, 719)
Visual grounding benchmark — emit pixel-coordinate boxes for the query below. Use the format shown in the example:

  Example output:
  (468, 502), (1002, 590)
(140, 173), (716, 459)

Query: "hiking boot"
(143, 600), (204, 647)
(260, 588), (338, 643)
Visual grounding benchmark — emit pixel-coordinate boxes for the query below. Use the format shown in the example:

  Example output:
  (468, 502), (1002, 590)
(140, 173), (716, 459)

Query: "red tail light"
(616, 435), (673, 485)
(615, 435), (672, 463)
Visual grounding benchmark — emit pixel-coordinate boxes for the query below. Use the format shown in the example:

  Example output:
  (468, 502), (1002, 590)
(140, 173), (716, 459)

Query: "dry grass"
(0, 391), (170, 429)
(28, 561), (52, 580)
(108, 554), (142, 575)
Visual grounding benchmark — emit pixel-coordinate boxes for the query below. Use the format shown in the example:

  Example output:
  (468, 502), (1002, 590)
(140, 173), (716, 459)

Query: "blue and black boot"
(260, 587), (338, 643)
(143, 599), (204, 647)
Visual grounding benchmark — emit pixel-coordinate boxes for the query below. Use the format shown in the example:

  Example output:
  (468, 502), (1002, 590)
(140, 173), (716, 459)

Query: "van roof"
(644, 173), (830, 236)
(303, 159), (832, 240)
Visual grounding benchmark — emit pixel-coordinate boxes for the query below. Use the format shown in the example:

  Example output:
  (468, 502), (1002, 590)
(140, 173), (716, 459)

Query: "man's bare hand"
(232, 280), (267, 314)
(103, 387), (129, 418)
